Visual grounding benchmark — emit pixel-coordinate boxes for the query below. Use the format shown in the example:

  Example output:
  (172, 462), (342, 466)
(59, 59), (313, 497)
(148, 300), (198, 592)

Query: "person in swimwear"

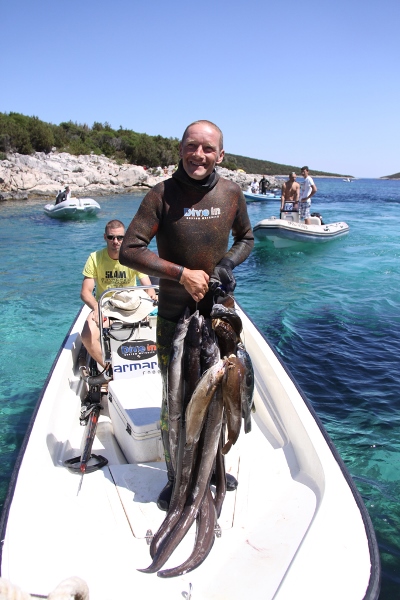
(300, 166), (317, 224)
(280, 172), (300, 213)
(120, 120), (254, 509)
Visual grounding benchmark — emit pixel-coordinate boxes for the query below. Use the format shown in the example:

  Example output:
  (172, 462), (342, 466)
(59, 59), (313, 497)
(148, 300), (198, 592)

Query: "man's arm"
(139, 275), (157, 300)
(222, 191), (254, 268)
(80, 276), (102, 325)
(304, 178), (317, 201)
(280, 183), (287, 210)
(294, 182), (300, 203)
(310, 181), (317, 199)
(81, 277), (97, 311)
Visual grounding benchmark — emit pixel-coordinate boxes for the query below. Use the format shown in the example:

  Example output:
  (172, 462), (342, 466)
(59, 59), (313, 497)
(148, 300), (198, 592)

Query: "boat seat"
(307, 216), (321, 225)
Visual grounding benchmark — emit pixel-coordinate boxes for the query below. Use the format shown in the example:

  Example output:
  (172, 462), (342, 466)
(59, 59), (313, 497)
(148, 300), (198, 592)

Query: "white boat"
(44, 197), (101, 219)
(244, 191), (281, 202)
(254, 211), (350, 248)
(0, 287), (379, 600)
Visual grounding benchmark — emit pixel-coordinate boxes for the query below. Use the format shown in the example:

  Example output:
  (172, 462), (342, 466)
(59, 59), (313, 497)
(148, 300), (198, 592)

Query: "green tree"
(28, 117), (54, 153)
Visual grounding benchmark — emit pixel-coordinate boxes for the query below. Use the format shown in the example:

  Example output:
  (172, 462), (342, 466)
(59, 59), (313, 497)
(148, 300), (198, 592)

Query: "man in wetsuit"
(120, 120), (254, 509)
(260, 175), (268, 194)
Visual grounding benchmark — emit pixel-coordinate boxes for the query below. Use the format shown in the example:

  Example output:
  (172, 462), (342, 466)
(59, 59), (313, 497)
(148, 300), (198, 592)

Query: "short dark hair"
(105, 219), (124, 234)
(301, 166), (309, 171)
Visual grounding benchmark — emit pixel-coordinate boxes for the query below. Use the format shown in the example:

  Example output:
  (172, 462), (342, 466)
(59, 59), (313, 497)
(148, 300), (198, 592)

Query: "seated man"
(80, 219), (156, 367)
(55, 185), (71, 205)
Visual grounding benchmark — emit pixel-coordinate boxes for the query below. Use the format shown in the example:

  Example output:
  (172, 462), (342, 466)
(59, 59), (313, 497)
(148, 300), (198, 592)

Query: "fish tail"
(157, 489), (216, 578)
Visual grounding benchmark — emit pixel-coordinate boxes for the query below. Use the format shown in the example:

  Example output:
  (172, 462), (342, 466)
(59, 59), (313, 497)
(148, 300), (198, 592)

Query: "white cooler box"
(108, 375), (164, 464)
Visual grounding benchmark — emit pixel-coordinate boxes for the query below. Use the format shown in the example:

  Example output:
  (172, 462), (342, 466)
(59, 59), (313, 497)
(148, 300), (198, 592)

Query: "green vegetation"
(383, 172), (400, 179)
(0, 112), (181, 168)
(0, 111), (348, 176)
(221, 153), (349, 177)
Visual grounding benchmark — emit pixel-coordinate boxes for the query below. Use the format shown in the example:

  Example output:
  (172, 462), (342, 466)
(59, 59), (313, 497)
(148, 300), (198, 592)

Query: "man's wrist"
(177, 265), (184, 284)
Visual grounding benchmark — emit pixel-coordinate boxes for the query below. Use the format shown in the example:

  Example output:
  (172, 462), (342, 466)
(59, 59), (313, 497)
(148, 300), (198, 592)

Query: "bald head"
(182, 120), (224, 152)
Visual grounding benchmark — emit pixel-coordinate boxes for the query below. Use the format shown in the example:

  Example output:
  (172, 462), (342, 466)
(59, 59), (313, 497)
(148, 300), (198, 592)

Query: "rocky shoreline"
(0, 151), (282, 201)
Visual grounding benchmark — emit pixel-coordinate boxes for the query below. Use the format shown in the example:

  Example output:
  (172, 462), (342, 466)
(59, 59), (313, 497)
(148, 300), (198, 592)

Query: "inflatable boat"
(244, 191), (281, 202)
(254, 210), (350, 248)
(44, 197), (101, 219)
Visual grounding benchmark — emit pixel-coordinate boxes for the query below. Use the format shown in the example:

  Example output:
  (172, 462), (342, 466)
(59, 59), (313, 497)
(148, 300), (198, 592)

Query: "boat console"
(280, 209), (300, 223)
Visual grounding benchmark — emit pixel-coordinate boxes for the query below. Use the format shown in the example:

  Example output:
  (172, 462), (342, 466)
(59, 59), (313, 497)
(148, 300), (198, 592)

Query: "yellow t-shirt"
(82, 247), (147, 300)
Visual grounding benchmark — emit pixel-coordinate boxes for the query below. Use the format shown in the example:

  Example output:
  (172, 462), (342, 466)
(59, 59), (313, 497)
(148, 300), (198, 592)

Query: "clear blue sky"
(2, 0), (399, 177)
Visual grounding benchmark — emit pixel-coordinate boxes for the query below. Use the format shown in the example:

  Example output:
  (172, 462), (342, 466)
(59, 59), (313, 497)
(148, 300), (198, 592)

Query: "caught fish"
(237, 342), (255, 434)
(146, 389), (224, 574)
(157, 487), (216, 578)
(185, 358), (227, 446)
(183, 311), (203, 416)
(167, 308), (193, 472)
(222, 355), (245, 455)
(200, 319), (220, 372)
(213, 425), (227, 518)
(145, 313), (204, 564)
(212, 319), (238, 357)
(210, 302), (243, 337)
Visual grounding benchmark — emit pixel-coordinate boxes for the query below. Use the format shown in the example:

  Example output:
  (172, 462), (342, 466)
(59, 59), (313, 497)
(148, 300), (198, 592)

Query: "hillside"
(221, 153), (349, 177)
(382, 172), (400, 179)
(0, 111), (348, 177)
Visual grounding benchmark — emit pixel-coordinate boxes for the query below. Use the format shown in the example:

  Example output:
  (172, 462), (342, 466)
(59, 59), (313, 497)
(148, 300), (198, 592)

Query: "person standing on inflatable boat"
(299, 166), (317, 224)
(120, 120), (254, 509)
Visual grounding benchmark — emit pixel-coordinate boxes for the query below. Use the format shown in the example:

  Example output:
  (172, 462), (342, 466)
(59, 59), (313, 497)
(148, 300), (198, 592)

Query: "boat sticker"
(116, 339), (157, 361)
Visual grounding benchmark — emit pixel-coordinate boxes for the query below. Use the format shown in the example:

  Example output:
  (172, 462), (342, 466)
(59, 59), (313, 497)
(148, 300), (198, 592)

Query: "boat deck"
(0, 306), (378, 600)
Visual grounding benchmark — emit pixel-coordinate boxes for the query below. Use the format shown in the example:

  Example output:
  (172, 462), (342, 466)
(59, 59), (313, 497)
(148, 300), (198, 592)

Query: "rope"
(0, 576), (89, 600)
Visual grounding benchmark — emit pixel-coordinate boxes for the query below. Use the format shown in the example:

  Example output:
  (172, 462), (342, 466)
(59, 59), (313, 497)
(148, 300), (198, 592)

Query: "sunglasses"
(106, 235), (124, 241)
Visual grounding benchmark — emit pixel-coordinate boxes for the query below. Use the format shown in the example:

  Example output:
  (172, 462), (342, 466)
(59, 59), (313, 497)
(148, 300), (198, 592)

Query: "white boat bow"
(0, 288), (379, 599)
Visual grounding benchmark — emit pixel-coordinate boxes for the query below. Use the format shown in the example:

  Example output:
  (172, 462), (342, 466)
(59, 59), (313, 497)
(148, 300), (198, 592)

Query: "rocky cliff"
(0, 151), (281, 201)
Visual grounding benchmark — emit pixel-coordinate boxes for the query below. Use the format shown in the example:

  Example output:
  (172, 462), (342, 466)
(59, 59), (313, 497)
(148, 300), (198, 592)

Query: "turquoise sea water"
(0, 179), (399, 597)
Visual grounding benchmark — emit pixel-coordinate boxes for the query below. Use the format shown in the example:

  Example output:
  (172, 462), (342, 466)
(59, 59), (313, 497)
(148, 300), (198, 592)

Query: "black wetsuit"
(120, 163), (254, 322)
(120, 164), (254, 476)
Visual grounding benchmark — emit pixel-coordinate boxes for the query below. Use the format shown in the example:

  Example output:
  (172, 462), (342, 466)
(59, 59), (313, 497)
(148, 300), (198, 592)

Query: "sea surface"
(0, 178), (399, 597)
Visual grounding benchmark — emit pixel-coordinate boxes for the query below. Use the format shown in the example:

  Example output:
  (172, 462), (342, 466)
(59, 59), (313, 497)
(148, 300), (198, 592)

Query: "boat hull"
(0, 300), (379, 599)
(244, 191), (280, 202)
(44, 197), (101, 219)
(254, 218), (350, 248)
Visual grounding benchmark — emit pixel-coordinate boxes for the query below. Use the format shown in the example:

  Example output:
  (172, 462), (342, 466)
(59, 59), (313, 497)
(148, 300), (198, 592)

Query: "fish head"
(210, 304), (242, 336)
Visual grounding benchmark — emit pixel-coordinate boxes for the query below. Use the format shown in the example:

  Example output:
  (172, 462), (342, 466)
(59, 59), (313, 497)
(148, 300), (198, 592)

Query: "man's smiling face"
(179, 123), (225, 180)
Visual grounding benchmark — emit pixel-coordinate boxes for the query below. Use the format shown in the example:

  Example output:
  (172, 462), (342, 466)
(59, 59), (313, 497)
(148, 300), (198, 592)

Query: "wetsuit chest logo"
(184, 207), (220, 219)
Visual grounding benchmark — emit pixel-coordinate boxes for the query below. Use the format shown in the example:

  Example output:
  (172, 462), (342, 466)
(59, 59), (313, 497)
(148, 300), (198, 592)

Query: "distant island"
(0, 111), (350, 178)
(382, 172), (400, 179)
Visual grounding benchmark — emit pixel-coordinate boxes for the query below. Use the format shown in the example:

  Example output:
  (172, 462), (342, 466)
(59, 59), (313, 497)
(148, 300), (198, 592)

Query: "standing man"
(260, 175), (268, 195)
(80, 219), (156, 367)
(280, 172), (300, 213)
(299, 166), (317, 224)
(120, 120), (254, 509)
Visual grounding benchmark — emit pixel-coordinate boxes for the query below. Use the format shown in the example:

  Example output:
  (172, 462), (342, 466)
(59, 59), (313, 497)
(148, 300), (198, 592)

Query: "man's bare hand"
(91, 306), (100, 327)
(180, 268), (210, 302)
